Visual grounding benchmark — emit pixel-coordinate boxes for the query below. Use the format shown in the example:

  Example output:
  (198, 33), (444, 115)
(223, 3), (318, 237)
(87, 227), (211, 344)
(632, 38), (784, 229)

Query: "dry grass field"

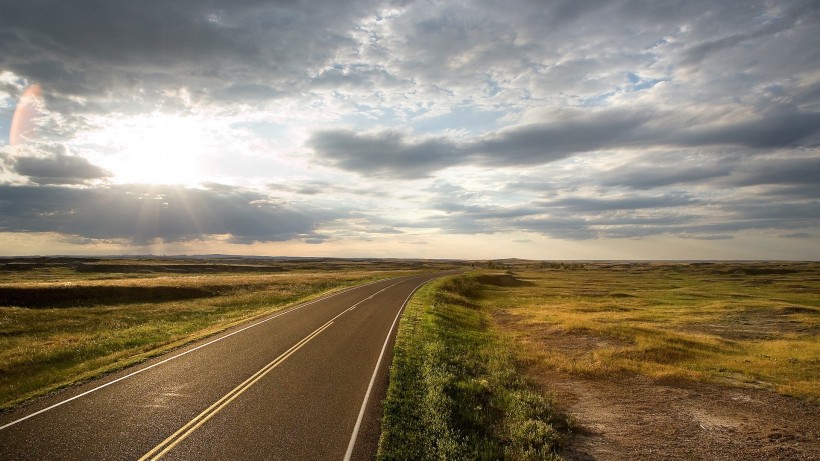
(479, 262), (820, 460)
(0, 257), (459, 410)
(379, 264), (819, 460)
(486, 262), (819, 398)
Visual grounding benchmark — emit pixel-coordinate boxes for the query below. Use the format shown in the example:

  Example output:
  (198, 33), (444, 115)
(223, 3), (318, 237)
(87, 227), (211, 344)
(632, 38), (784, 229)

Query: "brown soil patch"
(544, 372), (820, 461)
(679, 316), (819, 341)
(492, 312), (820, 460)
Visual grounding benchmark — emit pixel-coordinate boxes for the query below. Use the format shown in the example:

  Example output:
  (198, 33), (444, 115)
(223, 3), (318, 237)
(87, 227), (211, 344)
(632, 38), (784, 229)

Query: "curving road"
(0, 272), (451, 460)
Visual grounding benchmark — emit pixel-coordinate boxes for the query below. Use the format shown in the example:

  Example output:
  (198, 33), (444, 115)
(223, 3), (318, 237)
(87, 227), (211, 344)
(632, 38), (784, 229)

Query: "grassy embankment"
(0, 263), (417, 410)
(486, 262), (820, 400)
(378, 274), (571, 461)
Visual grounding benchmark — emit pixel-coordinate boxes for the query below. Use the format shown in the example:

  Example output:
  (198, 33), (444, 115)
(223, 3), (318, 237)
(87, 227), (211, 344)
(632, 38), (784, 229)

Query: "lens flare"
(9, 84), (44, 146)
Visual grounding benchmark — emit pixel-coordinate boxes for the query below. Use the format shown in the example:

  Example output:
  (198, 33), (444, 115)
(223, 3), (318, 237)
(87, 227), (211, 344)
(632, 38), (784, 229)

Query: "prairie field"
(486, 261), (820, 399)
(380, 263), (819, 460)
(0, 257), (456, 409)
(479, 261), (820, 460)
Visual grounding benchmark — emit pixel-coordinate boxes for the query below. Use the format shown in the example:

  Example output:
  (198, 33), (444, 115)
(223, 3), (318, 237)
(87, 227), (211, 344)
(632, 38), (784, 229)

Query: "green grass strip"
(378, 274), (566, 461)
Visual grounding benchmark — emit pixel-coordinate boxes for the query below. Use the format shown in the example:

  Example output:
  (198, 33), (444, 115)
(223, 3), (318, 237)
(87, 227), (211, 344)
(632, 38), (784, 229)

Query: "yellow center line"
(330, 281), (401, 320)
(138, 280), (404, 460)
(138, 320), (334, 461)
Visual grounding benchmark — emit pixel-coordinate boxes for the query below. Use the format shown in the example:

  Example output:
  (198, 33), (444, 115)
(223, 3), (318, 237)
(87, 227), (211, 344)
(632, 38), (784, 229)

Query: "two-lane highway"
(0, 272), (451, 460)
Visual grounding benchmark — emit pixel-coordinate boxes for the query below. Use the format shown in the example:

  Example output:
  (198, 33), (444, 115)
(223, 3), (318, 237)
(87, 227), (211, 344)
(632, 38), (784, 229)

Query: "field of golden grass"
(483, 262), (819, 400)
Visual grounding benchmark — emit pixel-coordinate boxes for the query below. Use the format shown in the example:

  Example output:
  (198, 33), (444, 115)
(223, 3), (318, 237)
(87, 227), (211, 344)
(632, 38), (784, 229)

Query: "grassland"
(0, 257), (458, 410)
(484, 261), (820, 400)
(381, 262), (819, 460)
(378, 274), (571, 461)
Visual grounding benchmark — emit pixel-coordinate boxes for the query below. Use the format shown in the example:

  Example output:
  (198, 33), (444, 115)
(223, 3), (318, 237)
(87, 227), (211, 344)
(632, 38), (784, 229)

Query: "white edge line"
(0, 275), (412, 432)
(343, 276), (440, 461)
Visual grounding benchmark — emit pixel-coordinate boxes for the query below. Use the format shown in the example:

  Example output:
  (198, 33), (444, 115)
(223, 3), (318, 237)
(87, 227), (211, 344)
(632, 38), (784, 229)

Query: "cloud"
(679, 1), (818, 68)
(310, 64), (410, 91)
(678, 234), (733, 241)
(781, 232), (814, 239)
(3, 0), (819, 120)
(599, 152), (820, 197)
(539, 194), (699, 212)
(8, 146), (111, 184)
(0, 0), (818, 257)
(434, 202), (543, 220)
(601, 151), (736, 189)
(731, 156), (820, 186)
(0, 183), (336, 244)
(267, 180), (385, 197)
(675, 110), (820, 149)
(309, 107), (820, 178)
(369, 227), (404, 234)
(211, 84), (284, 102)
(0, 0), (375, 100)
(308, 130), (461, 179)
(422, 191), (695, 240)
(469, 111), (650, 165)
(420, 181), (819, 241)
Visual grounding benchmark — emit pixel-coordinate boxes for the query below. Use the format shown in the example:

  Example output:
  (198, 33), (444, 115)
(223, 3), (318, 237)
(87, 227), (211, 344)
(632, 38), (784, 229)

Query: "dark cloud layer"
(601, 154), (820, 197)
(601, 153), (736, 190)
(540, 194), (698, 212)
(0, 184), (332, 244)
(308, 130), (460, 179)
(10, 150), (110, 185)
(0, 0), (378, 100)
(310, 108), (820, 178)
(677, 110), (820, 149)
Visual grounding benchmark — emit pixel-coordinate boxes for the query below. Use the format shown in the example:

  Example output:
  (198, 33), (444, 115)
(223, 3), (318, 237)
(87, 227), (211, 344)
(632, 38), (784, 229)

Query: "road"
(0, 272), (450, 460)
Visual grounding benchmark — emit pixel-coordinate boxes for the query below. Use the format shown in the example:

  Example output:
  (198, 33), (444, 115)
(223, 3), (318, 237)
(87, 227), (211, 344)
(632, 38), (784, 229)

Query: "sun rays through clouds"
(0, 1), (818, 258)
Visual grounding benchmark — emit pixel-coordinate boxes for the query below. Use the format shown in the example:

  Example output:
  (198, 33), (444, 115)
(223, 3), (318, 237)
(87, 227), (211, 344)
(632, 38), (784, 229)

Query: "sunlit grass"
(378, 275), (569, 461)
(484, 262), (820, 400)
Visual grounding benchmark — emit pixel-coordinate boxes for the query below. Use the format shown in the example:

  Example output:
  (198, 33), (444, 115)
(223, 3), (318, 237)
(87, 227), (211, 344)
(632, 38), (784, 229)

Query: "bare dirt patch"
(545, 372), (819, 461)
(503, 320), (820, 461)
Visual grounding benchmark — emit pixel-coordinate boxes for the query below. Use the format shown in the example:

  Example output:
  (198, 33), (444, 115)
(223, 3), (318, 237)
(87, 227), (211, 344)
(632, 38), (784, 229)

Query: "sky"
(0, 0), (819, 260)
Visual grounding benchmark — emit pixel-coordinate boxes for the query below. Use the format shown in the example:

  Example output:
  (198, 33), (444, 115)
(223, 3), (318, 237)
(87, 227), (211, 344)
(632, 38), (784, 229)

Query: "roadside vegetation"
(486, 262), (820, 400)
(378, 274), (571, 461)
(0, 258), (453, 409)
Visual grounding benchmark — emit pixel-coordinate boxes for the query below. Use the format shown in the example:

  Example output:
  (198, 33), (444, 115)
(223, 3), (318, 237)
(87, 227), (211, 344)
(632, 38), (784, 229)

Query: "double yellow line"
(138, 320), (335, 461)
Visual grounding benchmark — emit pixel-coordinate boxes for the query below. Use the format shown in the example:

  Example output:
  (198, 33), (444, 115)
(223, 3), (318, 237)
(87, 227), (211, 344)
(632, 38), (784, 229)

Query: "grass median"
(378, 274), (571, 461)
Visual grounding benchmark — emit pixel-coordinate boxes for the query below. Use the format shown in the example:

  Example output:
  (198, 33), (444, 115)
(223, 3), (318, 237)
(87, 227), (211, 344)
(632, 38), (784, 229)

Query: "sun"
(80, 113), (215, 186)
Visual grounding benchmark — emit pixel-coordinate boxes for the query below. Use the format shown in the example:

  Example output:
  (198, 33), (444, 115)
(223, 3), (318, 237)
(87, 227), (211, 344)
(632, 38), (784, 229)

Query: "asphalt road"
(0, 272), (451, 460)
